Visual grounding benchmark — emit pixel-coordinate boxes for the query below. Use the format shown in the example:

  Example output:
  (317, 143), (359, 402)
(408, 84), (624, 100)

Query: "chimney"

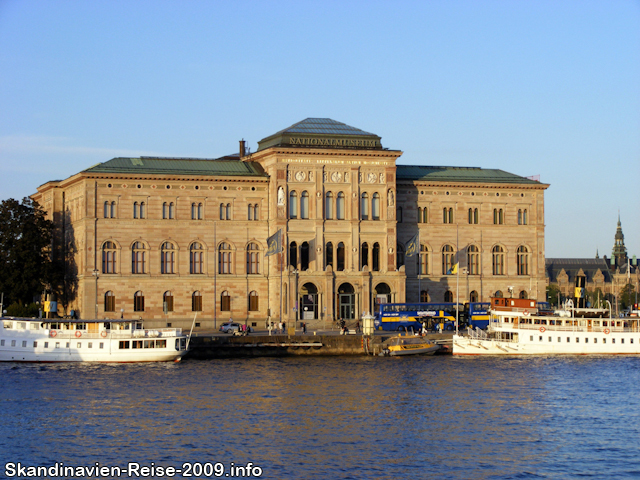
(239, 140), (246, 158)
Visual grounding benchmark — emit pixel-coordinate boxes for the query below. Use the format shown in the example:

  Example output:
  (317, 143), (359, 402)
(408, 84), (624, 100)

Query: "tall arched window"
(443, 207), (453, 224)
(249, 291), (259, 311)
(300, 242), (310, 271)
(226, 203), (231, 220)
(192, 291), (202, 311)
(444, 291), (453, 302)
(163, 291), (174, 312)
(492, 246), (505, 275)
(218, 242), (232, 274)
(519, 290), (528, 299)
(139, 202), (146, 219)
(104, 291), (115, 312)
(161, 242), (175, 274)
(220, 203), (225, 220)
(336, 242), (345, 271)
(372, 243), (380, 271)
(469, 290), (478, 302)
(102, 241), (117, 274)
(419, 206), (428, 223)
(336, 192), (345, 220)
(300, 191), (309, 219)
(190, 242), (204, 274)
(467, 245), (479, 275)
(163, 202), (169, 219)
(104, 201), (116, 218)
(523, 209), (528, 225)
(361, 193), (369, 220)
(493, 208), (504, 225)
(325, 242), (333, 269)
(131, 241), (146, 274)
(247, 243), (260, 274)
(289, 191), (298, 219)
(134, 291), (145, 312)
(519, 209), (528, 225)
(289, 242), (298, 268)
(419, 244), (429, 275)
(221, 291), (231, 311)
(372, 193), (380, 220)
(517, 245), (529, 275)
(468, 208), (478, 224)
(198, 202), (203, 220)
(361, 242), (369, 269)
(396, 243), (405, 269)
(325, 192), (333, 220)
(420, 290), (430, 302)
(442, 245), (454, 275)
(248, 204), (254, 220)
(133, 202), (139, 219)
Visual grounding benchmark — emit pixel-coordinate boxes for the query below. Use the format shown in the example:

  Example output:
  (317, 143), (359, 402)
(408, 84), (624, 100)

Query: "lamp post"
(92, 269), (99, 320)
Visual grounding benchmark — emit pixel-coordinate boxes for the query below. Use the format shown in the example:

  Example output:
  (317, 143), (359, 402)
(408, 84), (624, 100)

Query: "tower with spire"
(612, 213), (628, 268)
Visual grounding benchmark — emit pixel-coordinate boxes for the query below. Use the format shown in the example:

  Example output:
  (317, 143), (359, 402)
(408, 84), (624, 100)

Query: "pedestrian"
(302, 322), (307, 334)
(268, 322), (272, 336)
(278, 321), (283, 334)
(283, 321), (286, 334)
(355, 321), (360, 333)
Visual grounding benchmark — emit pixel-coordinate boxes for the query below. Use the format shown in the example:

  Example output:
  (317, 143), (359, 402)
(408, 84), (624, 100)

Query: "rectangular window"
(548, 337), (552, 342)
(567, 337), (570, 343)
(77, 342), (81, 348)
(66, 342), (70, 348)
(132, 340), (143, 349)
(33, 341), (38, 348)
(576, 337), (579, 343)
(612, 338), (615, 344)
(539, 336), (542, 342)
(594, 338), (597, 344)
(22, 341), (27, 347)
(631, 339), (634, 344)
(156, 339), (167, 348)
(99, 342), (104, 349)
(55, 342), (60, 349)
(0, 340), (4, 346)
(144, 340), (155, 348)
(585, 338), (588, 343)
(88, 342), (93, 348)
(603, 338), (606, 344)
(119, 341), (130, 349)
(530, 336), (533, 341)
(621, 338), (624, 344)
(44, 342), (48, 348)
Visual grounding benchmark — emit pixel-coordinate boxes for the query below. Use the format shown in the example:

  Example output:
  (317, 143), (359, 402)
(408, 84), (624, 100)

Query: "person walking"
(302, 322), (307, 334)
(278, 321), (283, 334)
(268, 322), (273, 336)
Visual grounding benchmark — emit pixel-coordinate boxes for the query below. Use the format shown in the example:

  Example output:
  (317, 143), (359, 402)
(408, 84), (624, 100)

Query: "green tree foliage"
(546, 284), (561, 307)
(620, 283), (636, 310)
(0, 198), (53, 306)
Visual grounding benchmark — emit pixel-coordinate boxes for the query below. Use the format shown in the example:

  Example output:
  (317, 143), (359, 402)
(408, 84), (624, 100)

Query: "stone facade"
(32, 118), (549, 331)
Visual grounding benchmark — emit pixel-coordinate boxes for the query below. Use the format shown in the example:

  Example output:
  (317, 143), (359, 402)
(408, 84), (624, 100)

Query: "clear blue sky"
(1, 0), (638, 259)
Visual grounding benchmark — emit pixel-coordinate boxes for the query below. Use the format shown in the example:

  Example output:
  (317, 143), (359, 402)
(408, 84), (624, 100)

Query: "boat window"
(631, 339), (634, 344)
(548, 337), (552, 342)
(44, 342), (48, 348)
(576, 338), (579, 343)
(119, 341), (130, 349)
(0, 340), (3, 346)
(530, 336), (533, 341)
(22, 341), (27, 347)
(156, 340), (166, 348)
(18, 322), (26, 329)
(567, 337), (570, 342)
(603, 338), (606, 344)
(132, 341), (143, 349)
(33, 341), (37, 348)
(2, 321), (11, 328)
(11, 340), (16, 347)
(30, 323), (39, 330)
(77, 342), (81, 348)
(144, 340), (155, 348)
(557, 337), (561, 342)
(77, 323), (86, 330)
(585, 338), (588, 343)
(88, 342), (92, 348)
(594, 338), (597, 343)
(66, 342), (70, 348)
(55, 342), (60, 348)
(539, 336), (542, 342)
(612, 338), (616, 344)
(99, 342), (104, 349)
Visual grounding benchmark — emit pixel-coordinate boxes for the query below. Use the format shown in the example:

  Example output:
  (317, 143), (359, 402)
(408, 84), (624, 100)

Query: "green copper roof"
(396, 165), (544, 185)
(257, 118), (383, 151)
(83, 157), (266, 177)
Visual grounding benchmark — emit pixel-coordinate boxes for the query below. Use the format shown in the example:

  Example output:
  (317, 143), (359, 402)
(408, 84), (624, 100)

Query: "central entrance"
(338, 283), (355, 320)
(300, 282), (318, 320)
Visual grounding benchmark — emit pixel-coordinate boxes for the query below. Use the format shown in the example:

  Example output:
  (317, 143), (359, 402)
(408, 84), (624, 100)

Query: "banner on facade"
(266, 229), (282, 256)
(405, 233), (419, 257)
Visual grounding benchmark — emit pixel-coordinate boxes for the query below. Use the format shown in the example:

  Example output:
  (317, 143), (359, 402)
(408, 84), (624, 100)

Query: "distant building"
(33, 118), (549, 330)
(546, 216), (638, 310)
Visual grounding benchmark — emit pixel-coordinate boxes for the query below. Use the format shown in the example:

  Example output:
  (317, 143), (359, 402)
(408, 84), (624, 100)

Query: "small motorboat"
(384, 334), (440, 356)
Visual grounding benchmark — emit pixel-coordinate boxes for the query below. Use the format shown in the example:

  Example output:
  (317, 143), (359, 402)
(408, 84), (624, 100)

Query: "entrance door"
(339, 294), (355, 319)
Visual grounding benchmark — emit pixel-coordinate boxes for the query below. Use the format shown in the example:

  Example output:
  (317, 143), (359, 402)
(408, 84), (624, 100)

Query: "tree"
(0, 198), (54, 306)
(546, 284), (561, 307)
(620, 283), (636, 311)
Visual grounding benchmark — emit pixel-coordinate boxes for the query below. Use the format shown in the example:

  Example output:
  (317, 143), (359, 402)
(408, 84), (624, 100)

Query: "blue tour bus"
(466, 302), (491, 329)
(374, 302), (462, 331)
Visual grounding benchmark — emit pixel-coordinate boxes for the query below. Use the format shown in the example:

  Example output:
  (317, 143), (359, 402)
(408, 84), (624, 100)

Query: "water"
(3, 356), (640, 479)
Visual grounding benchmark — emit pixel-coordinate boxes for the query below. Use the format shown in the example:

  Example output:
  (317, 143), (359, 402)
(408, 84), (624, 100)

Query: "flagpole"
(418, 228), (421, 303)
(456, 224), (459, 335)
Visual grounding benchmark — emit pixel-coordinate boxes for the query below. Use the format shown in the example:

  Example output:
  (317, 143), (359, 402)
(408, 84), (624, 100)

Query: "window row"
(289, 191), (383, 220)
(414, 207), (529, 225)
(103, 201), (260, 221)
(397, 244), (531, 276)
(102, 241), (261, 275)
(104, 290), (260, 312)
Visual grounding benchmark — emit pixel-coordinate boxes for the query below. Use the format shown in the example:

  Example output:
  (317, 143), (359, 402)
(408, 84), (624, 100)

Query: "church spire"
(612, 213), (627, 266)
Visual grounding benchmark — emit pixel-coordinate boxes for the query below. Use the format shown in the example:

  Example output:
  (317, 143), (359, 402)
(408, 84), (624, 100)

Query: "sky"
(0, 0), (638, 259)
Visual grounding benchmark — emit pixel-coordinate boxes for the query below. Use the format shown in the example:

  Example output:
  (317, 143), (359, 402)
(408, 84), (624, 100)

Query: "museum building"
(33, 118), (549, 330)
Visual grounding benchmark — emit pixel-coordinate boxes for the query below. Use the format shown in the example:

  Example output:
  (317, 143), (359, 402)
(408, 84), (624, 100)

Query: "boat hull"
(388, 345), (440, 356)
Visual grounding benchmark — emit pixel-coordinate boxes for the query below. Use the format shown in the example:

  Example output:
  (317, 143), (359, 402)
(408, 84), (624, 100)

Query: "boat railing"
(43, 328), (183, 339)
(467, 327), (488, 340)
(493, 322), (638, 334)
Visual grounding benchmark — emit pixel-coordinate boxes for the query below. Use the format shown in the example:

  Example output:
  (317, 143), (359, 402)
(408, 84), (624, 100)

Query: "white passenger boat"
(0, 317), (189, 362)
(452, 306), (640, 355)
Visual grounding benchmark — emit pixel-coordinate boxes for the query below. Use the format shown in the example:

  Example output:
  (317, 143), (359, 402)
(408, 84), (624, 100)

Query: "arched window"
(419, 244), (429, 275)
(139, 202), (146, 219)
(220, 203), (225, 220)
(492, 246), (505, 275)
(420, 290), (430, 302)
(443, 207), (453, 224)
(495, 290), (504, 298)
(336, 192), (345, 220)
(444, 291), (453, 302)
(163, 202), (169, 219)
(133, 202), (139, 219)
(325, 242), (334, 269)
(134, 291), (145, 312)
(104, 201), (116, 219)
(163, 291), (173, 312)
(361, 242), (369, 269)
(300, 191), (309, 219)
(161, 242), (175, 274)
(519, 290), (528, 299)
(361, 193), (369, 220)
(221, 291), (231, 311)
(104, 291), (115, 312)
(442, 245), (454, 275)
(468, 208), (478, 224)
(246, 243), (260, 274)
(289, 242), (298, 268)
(518, 209), (522, 225)
(494, 208), (504, 225)
(190, 242), (204, 274)
(523, 209), (528, 225)
(396, 243), (405, 269)
(325, 192), (333, 220)
(102, 241), (117, 274)
(226, 203), (231, 220)
(336, 242), (345, 271)
(248, 204), (254, 220)
(218, 242), (232, 274)
(249, 291), (259, 311)
(419, 206), (428, 223)
(372, 193), (380, 220)
(191, 203), (197, 220)
(192, 291), (202, 312)
(198, 202), (203, 220)
(467, 245), (479, 275)
(469, 290), (478, 302)
(289, 191), (298, 219)
(131, 241), (146, 274)
(169, 202), (174, 219)
(372, 243), (380, 271)
(300, 242), (310, 271)
(517, 245), (529, 275)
